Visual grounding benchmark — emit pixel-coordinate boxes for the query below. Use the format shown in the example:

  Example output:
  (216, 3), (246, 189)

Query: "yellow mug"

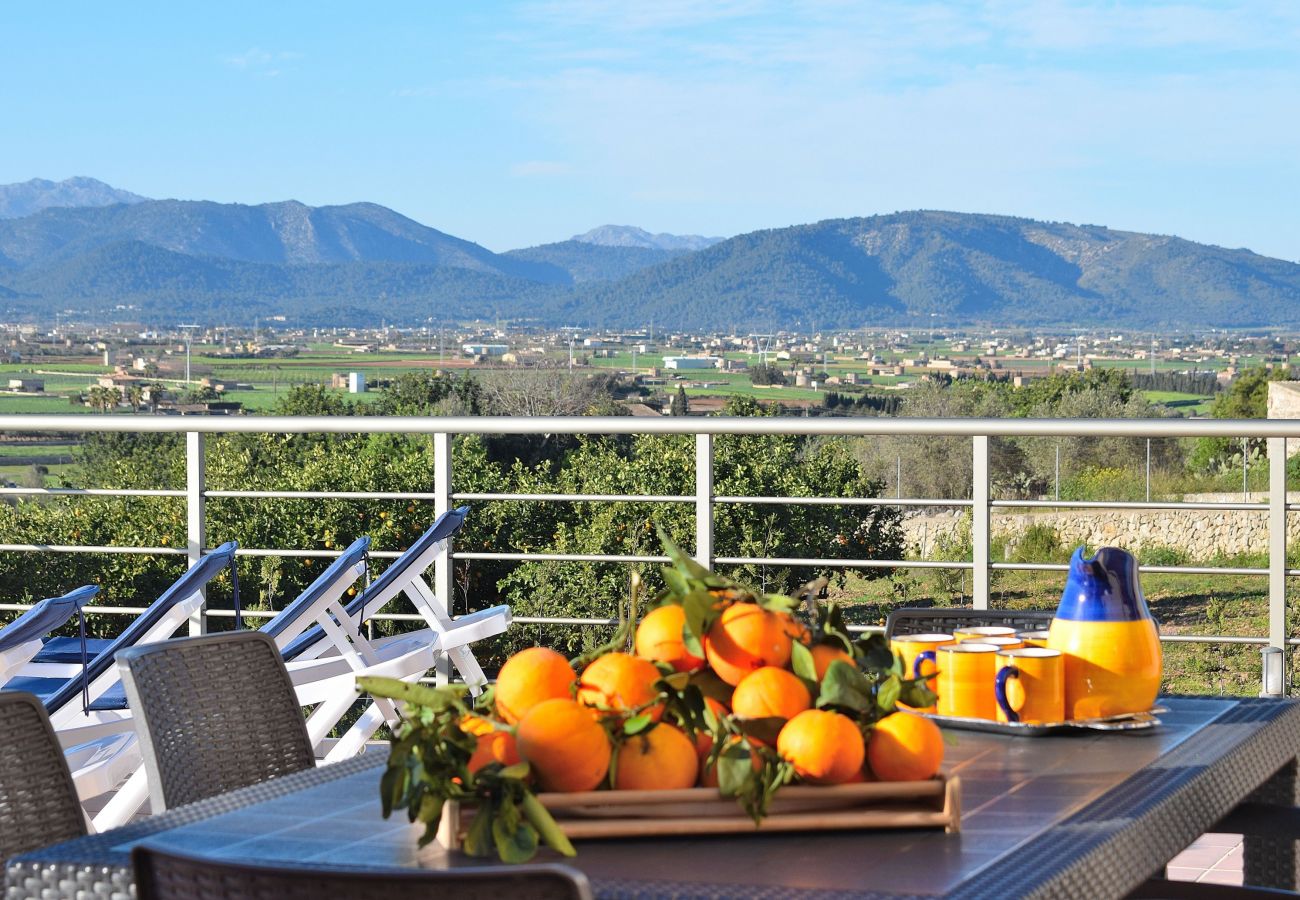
(891, 633), (954, 712)
(954, 626), (1018, 643)
(995, 648), (1065, 724)
(1018, 630), (1051, 648)
(936, 643), (999, 720)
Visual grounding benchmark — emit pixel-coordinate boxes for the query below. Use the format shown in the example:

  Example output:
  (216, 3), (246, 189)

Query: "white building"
(347, 372), (366, 394)
(663, 356), (722, 370)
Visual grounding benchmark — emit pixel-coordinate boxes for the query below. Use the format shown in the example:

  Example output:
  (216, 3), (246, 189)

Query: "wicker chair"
(117, 632), (315, 813)
(131, 846), (594, 900)
(0, 691), (87, 862)
(883, 606), (1055, 640)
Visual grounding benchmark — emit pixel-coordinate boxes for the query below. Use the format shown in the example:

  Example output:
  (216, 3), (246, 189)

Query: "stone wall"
(904, 496), (1300, 561)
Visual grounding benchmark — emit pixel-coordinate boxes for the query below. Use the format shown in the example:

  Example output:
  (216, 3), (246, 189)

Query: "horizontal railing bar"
(453, 552), (672, 564)
(451, 492), (693, 503)
(991, 562), (1273, 576)
(1160, 635), (1268, 645)
(206, 490), (443, 500)
(0, 543), (187, 555)
(513, 616), (619, 626)
(993, 500), (1269, 512)
(716, 496), (974, 508)
(0, 487), (186, 498)
(4, 414), (1300, 439)
(714, 556), (971, 570)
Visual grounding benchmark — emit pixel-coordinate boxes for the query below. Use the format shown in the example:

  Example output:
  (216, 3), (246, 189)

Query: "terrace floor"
(1168, 833), (1245, 886)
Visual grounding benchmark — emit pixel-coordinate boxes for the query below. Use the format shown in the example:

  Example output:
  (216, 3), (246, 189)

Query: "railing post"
(695, 433), (713, 569)
(185, 431), (206, 636)
(1266, 436), (1288, 695)
(433, 431), (453, 687)
(972, 435), (990, 610)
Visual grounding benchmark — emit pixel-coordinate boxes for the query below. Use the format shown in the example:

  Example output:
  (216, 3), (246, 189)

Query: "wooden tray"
(437, 775), (961, 848)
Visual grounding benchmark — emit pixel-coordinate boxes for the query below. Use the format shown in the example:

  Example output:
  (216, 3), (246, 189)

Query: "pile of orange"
(463, 599), (944, 793)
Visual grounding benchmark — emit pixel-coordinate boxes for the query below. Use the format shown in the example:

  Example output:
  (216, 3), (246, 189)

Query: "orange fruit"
(777, 709), (865, 785)
(635, 604), (704, 673)
(614, 723), (699, 790)
(703, 603), (795, 686)
(784, 617), (812, 646)
(811, 644), (855, 680)
(731, 667), (812, 720)
(515, 698), (611, 792)
(867, 711), (944, 782)
(578, 652), (664, 721)
(461, 715), (521, 773)
(495, 647), (577, 724)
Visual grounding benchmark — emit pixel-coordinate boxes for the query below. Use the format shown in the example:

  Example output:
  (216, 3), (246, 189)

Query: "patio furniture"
(0, 691), (86, 863)
(11, 696), (1300, 899)
(117, 632), (314, 813)
(131, 846), (593, 900)
(0, 585), (99, 685)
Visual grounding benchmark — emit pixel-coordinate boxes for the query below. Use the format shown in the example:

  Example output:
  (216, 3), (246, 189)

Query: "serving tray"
(437, 775), (961, 849)
(921, 707), (1165, 736)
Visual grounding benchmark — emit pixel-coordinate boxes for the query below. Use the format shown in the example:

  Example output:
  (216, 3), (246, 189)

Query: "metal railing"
(0, 414), (1296, 694)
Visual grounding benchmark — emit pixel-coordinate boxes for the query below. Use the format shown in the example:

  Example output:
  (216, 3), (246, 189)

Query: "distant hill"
(573, 225), (724, 252)
(568, 212), (1300, 329)
(0, 177), (147, 219)
(1, 196), (1298, 329)
(505, 240), (685, 282)
(0, 199), (568, 282)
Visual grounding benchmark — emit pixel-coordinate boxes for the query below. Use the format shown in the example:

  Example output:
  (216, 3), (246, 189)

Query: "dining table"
(8, 695), (1300, 899)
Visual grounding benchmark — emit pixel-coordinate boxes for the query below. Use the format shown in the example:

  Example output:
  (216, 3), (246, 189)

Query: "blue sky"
(2, 1), (1298, 259)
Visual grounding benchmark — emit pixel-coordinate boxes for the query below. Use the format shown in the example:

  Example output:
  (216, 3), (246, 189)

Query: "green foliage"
(1004, 523), (1064, 564)
(1138, 545), (1190, 567)
(670, 385), (689, 416)
(749, 363), (788, 386)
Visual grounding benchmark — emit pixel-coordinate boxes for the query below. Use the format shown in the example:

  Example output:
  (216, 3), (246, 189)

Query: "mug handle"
(995, 665), (1021, 723)
(913, 650), (937, 680)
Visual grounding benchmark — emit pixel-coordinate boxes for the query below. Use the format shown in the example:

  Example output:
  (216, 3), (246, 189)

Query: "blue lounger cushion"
(33, 637), (115, 665)
(42, 543), (238, 715)
(0, 585), (99, 653)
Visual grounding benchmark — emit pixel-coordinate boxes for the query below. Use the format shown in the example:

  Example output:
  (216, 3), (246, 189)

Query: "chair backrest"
(259, 536), (369, 648)
(117, 631), (314, 813)
(280, 507), (468, 662)
(884, 607), (1055, 640)
(131, 846), (594, 900)
(0, 691), (87, 860)
(44, 542), (239, 716)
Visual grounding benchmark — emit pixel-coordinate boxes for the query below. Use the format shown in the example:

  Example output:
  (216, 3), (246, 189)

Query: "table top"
(10, 695), (1300, 899)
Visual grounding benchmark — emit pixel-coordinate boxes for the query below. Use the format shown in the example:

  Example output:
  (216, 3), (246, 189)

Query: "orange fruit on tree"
(515, 698), (611, 792)
(635, 604), (704, 673)
(578, 652), (664, 721)
(614, 723), (699, 790)
(811, 643), (855, 680)
(777, 709), (866, 785)
(495, 647), (577, 724)
(460, 715), (521, 773)
(703, 603), (795, 686)
(731, 666), (812, 720)
(867, 711), (944, 782)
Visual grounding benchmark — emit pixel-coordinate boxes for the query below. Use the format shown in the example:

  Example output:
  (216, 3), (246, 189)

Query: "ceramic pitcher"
(1047, 546), (1162, 719)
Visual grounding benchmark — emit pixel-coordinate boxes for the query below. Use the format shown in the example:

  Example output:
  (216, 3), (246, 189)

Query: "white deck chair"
(0, 585), (99, 685)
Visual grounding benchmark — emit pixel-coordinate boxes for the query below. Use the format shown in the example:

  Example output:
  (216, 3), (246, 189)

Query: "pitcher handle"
(995, 665), (1020, 723)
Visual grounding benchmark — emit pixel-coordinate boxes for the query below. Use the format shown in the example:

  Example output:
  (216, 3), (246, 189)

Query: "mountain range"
(1, 177), (1297, 329)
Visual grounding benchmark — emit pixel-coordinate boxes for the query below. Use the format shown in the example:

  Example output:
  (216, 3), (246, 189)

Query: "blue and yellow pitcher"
(1048, 546), (1162, 719)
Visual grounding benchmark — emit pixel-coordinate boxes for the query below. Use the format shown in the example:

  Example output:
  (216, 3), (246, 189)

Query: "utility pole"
(178, 324), (200, 383)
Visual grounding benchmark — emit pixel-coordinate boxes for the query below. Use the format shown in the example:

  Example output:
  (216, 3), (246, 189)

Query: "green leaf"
(658, 524), (711, 579)
(817, 660), (874, 713)
(493, 807), (540, 864)
(623, 713), (653, 736)
(789, 640), (817, 682)
(357, 676), (462, 710)
(681, 588), (715, 648)
(735, 716), (786, 746)
(715, 747), (753, 797)
(498, 762), (531, 780)
(379, 764), (405, 818)
(681, 621), (704, 658)
(876, 674), (902, 712)
(521, 792), (577, 857)
(463, 804), (496, 858)
(758, 592), (799, 614)
(897, 677), (938, 710)
(857, 634), (896, 672)
(661, 566), (689, 598)
(660, 671), (691, 692)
